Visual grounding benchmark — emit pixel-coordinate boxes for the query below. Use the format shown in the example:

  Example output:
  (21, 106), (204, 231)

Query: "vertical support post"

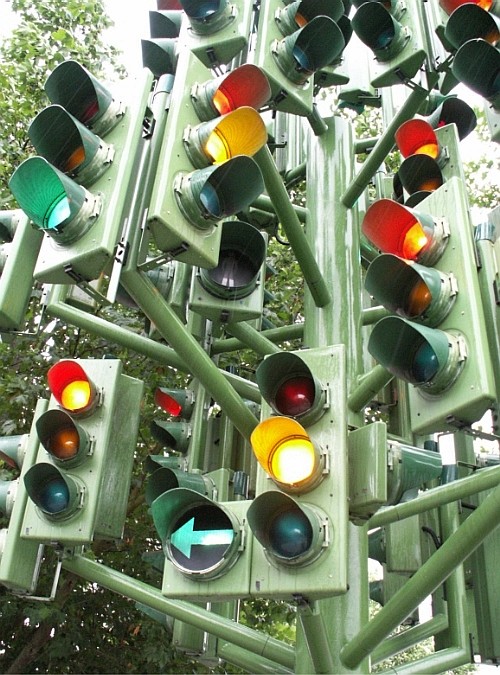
(298, 116), (369, 673)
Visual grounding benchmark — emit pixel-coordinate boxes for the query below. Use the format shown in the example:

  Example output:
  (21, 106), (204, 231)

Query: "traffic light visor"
(251, 417), (322, 491)
(444, 4), (500, 50)
(47, 360), (97, 415)
(452, 39), (500, 107)
(199, 221), (266, 299)
(439, 0), (494, 16)
(352, 2), (408, 60)
(29, 105), (110, 185)
(247, 491), (326, 566)
(24, 463), (80, 519)
(365, 253), (455, 326)
(361, 199), (441, 262)
(9, 157), (90, 236)
(368, 316), (453, 387)
(185, 107), (267, 167)
(36, 409), (90, 467)
(194, 65), (271, 119)
(256, 351), (326, 425)
(44, 60), (120, 136)
(395, 119), (440, 159)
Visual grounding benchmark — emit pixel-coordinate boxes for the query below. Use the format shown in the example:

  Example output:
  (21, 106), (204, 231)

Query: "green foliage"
(0, 0), (125, 206)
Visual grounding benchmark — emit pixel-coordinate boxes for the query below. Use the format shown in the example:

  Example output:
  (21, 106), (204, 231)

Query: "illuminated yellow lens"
(405, 279), (432, 316)
(402, 223), (428, 260)
(203, 107), (267, 164)
(415, 142), (439, 159)
(50, 427), (79, 460)
(271, 438), (316, 485)
(61, 380), (91, 412)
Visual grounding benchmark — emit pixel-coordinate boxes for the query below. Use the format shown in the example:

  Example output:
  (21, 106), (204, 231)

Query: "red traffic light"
(192, 65), (271, 120)
(361, 199), (449, 265)
(395, 119), (440, 160)
(47, 360), (98, 415)
(439, 0), (495, 16)
(154, 387), (195, 419)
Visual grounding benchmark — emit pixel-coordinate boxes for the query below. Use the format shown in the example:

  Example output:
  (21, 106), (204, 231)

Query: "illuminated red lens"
(212, 65), (271, 115)
(47, 361), (95, 414)
(395, 119), (439, 159)
(275, 377), (315, 417)
(154, 389), (183, 417)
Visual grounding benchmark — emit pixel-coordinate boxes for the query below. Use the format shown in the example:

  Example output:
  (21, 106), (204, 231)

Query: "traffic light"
(351, 1), (427, 88)
(9, 60), (153, 285)
(147, 49), (267, 269)
(443, 3), (500, 51)
(0, 402), (47, 593)
(150, 384), (196, 454)
(362, 175), (496, 434)
(348, 422), (442, 519)
(0, 210), (43, 332)
(179, 0), (255, 68)
(248, 345), (348, 600)
(253, 0), (348, 115)
(452, 37), (500, 141)
(22, 359), (143, 545)
(439, 0), (500, 18)
(149, 468), (252, 600)
(188, 220), (267, 323)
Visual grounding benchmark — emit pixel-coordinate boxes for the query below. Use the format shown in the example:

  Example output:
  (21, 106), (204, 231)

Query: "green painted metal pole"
(225, 321), (282, 356)
(362, 306), (391, 326)
(368, 464), (500, 528)
(62, 555), (295, 670)
(301, 116), (368, 674)
(348, 364), (394, 413)
(341, 84), (430, 208)
(254, 145), (331, 308)
(251, 194), (307, 223)
(217, 642), (293, 674)
(121, 270), (259, 440)
(211, 323), (304, 355)
(296, 601), (335, 674)
(340, 482), (500, 670)
(371, 614), (449, 665)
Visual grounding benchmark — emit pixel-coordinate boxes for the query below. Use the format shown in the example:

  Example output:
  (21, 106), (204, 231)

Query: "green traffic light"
(24, 462), (81, 520)
(368, 315), (466, 394)
(9, 157), (101, 244)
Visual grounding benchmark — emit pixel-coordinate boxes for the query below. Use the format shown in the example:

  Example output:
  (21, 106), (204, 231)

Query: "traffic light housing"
(0, 402), (47, 593)
(0, 210), (43, 332)
(363, 175), (496, 434)
(149, 468), (252, 600)
(253, 0), (348, 115)
(150, 384), (196, 454)
(179, 0), (255, 68)
(22, 359), (143, 545)
(188, 220), (267, 323)
(351, 1), (427, 88)
(147, 49), (267, 269)
(248, 345), (348, 600)
(9, 60), (153, 285)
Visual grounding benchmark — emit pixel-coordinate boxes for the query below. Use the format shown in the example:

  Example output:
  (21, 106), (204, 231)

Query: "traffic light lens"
(48, 427), (80, 460)
(37, 476), (70, 514)
(61, 380), (92, 412)
(412, 340), (439, 382)
(47, 196), (71, 230)
(155, 390), (182, 417)
(269, 507), (312, 559)
(271, 437), (316, 485)
(405, 279), (432, 316)
(275, 376), (316, 416)
(64, 146), (86, 173)
(402, 223), (428, 260)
